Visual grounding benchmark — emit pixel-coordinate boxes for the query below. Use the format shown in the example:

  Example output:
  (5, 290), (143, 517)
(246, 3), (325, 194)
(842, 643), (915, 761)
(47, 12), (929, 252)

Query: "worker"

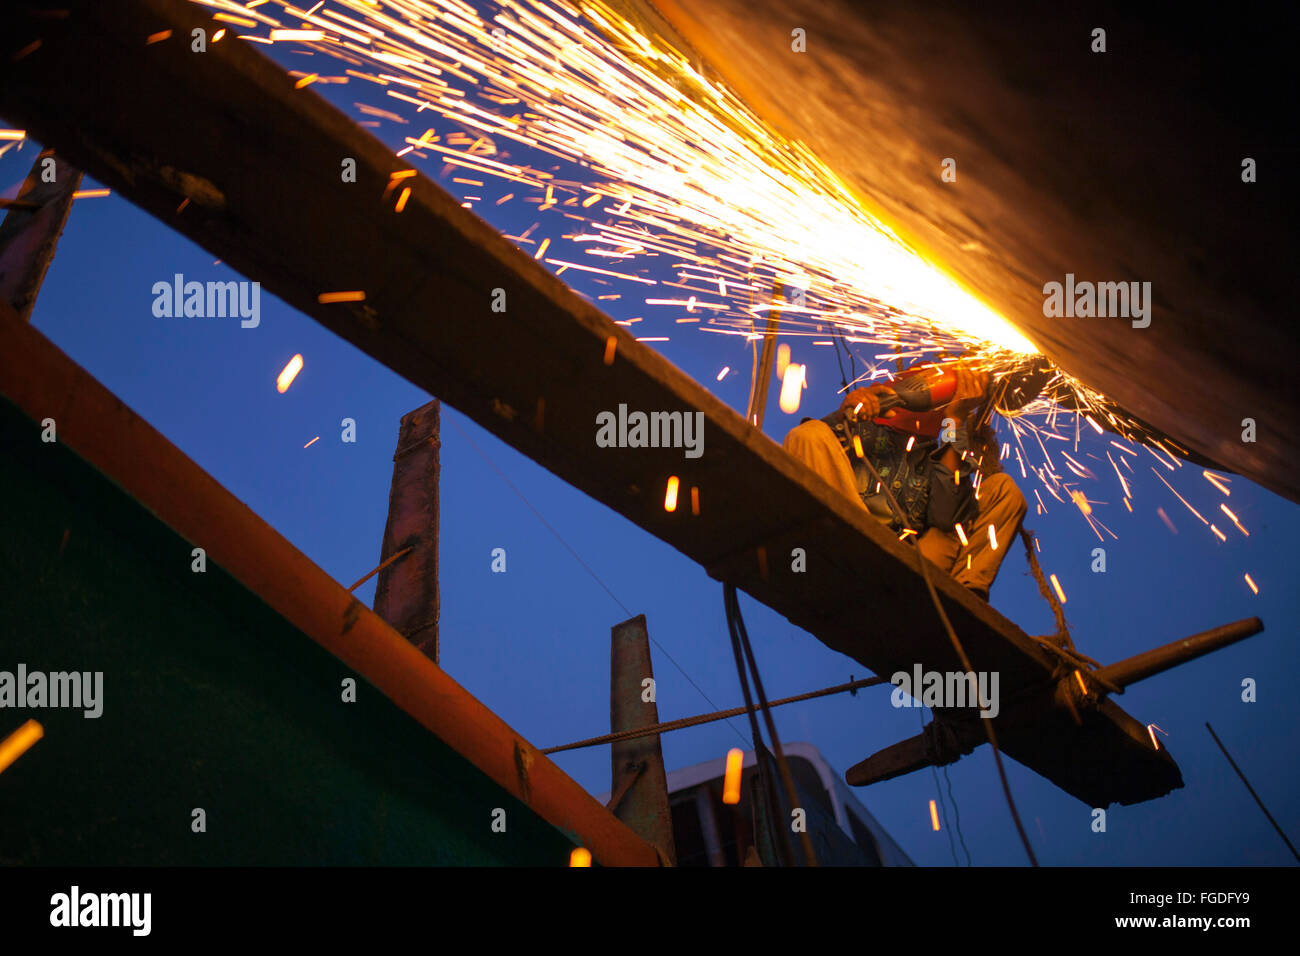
(782, 362), (1026, 601)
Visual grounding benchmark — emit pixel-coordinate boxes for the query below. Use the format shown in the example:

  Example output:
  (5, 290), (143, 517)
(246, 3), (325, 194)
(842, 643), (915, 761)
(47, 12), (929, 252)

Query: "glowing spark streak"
(716, 366), (729, 381)
(929, 799), (941, 831)
(1050, 574), (1067, 604)
(394, 186), (412, 211)
(0, 130), (26, 141)
(1156, 507), (1177, 535)
(1219, 503), (1249, 536)
(0, 720), (43, 775)
(778, 363), (803, 414)
(722, 748), (743, 804)
(145, 30), (172, 45)
(544, 259), (655, 283)
(276, 354), (304, 393)
(535, 237), (550, 259)
(664, 476), (680, 512)
(304, 436), (320, 449)
(271, 29), (326, 41)
(1074, 671), (1087, 695)
(988, 524), (998, 551)
(71, 189), (110, 199)
(1203, 471), (1232, 496)
(690, 486), (700, 516)
(1147, 724), (1167, 750)
(318, 291), (366, 303)
(602, 335), (616, 365)
(954, 523), (968, 547)
(1210, 525), (1226, 542)
(1244, 573), (1258, 595)
(295, 73), (320, 89)
(1151, 468), (1208, 524)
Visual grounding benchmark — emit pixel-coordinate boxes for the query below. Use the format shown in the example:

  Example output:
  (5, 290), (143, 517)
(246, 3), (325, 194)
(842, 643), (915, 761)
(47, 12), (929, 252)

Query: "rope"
(1019, 527), (1073, 651)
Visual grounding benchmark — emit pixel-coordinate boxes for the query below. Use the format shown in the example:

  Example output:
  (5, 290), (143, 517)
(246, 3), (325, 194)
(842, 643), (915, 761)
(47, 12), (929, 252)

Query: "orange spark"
(1244, 573), (1258, 595)
(394, 186), (411, 212)
(0, 720), (43, 775)
(145, 30), (172, 45)
(303, 436), (320, 449)
(929, 799), (941, 831)
(318, 291), (366, 304)
(664, 476), (679, 512)
(1050, 574), (1067, 604)
(603, 335), (616, 366)
(569, 847), (592, 867)
(722, 748), (744, 805)
(276, 354), (304, 393)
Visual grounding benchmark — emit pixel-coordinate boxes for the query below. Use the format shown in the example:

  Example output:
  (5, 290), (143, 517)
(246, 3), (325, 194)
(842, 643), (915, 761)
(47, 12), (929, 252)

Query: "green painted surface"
(0, 398), (577, 865)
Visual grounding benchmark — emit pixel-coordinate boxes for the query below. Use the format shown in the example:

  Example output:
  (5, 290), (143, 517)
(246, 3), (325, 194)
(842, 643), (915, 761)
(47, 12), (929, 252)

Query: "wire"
(725, 584), (820, 867)
(923, 705), (960, 866)
(848, 432), (1039, 866)
(446, 410), (751, 747)
(943, 763), (973, 866)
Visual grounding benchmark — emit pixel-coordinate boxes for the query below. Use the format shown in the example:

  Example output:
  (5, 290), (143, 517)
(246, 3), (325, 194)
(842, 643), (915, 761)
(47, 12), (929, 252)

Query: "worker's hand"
(947, 362), (989, 419)
(842, 384), (895, 420)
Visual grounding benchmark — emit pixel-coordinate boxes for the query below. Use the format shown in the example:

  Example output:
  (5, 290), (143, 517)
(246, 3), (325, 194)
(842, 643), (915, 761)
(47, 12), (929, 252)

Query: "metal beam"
(0, 0), (1210, 807)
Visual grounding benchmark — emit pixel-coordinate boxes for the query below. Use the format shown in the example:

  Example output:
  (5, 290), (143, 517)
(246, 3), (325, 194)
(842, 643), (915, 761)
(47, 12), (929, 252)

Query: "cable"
(922, 704), (960, 866)
(725, 584), (820, 867)
(446, 411), (751, 748)
(723, 584), (795, 867)
(943, 763), (973, 866)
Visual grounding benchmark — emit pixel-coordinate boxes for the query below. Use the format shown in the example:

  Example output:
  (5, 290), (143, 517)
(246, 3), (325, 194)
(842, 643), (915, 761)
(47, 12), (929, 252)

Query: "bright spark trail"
(183, 0), (1256, 586)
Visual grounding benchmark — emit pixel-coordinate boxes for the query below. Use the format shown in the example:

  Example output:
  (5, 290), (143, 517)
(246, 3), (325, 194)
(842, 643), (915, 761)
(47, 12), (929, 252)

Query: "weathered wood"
(610, 615), (675, 864)
(0, 0), (1203, 806)
(373, 400), (440, 662)
(0, 149), (82, 320)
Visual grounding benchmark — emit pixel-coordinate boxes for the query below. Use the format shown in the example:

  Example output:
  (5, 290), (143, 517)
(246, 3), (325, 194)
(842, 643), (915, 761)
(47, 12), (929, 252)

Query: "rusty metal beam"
(0, 0), (1210, 807)
(0, 308), (661, 867)
(373, 400), (441, 662)
(0, 148), (81, 321)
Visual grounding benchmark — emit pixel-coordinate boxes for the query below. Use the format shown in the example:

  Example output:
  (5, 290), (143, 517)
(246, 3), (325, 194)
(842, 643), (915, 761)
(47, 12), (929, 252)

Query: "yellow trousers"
(783, 419), (1026, 593)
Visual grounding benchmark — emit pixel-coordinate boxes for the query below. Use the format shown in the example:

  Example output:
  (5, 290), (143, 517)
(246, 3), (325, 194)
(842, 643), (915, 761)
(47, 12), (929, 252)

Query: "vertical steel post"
(610, 614), (676, 865)
(374, 400), (440, 663)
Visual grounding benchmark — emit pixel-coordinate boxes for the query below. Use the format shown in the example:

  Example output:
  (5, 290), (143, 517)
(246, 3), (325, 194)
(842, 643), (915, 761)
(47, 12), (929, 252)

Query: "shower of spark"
(185, 0), (1254, 570)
